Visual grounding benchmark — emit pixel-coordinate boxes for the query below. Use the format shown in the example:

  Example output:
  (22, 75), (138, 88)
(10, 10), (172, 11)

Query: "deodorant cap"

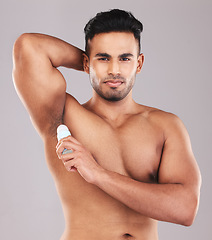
(57, 124), (71, 141)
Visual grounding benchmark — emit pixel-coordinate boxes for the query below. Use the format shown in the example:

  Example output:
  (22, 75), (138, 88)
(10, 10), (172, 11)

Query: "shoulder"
(138, 104), (186, 138)
(138, 104), (179, 123)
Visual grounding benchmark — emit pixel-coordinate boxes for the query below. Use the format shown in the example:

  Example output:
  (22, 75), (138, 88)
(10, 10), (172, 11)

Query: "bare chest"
(86, 117), (164, 183)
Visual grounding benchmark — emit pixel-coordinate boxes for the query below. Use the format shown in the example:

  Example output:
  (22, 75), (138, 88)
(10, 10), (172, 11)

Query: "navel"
(122, 233), (134, 239)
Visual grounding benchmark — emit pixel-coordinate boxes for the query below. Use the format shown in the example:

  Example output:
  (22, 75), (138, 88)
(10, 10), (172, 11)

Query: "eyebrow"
(119, 53), (134, 58)
(95, 53), (134, 58)
(95, 53), (111, 58)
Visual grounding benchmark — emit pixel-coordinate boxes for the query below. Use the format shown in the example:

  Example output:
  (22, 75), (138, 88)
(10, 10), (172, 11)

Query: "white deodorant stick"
(57, 124), (73, 154)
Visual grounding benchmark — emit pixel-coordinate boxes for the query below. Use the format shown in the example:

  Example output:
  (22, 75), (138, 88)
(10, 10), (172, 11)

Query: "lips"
(104, 80), (123, 87)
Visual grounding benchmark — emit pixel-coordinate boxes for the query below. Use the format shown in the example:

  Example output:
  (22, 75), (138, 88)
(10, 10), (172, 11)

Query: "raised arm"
(12, 33), (84, 138)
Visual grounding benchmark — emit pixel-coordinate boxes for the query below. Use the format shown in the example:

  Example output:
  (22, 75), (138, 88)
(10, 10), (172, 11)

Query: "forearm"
(95, 169), (198, 226)
(14, 33), (84, 70)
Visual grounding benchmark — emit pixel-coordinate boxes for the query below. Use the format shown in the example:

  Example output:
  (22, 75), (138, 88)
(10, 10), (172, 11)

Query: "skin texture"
(13, 32), (201, 240)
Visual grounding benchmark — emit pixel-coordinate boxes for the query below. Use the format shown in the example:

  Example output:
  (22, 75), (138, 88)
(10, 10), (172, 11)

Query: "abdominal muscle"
(52, 168), (158, 240)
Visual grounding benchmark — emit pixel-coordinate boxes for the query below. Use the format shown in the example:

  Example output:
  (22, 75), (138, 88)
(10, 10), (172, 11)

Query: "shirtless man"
(13, 9), (201, 240)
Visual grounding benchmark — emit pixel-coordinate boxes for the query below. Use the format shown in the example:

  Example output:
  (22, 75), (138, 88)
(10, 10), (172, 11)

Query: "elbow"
(13, 33), (35, 80)
(13, 33), (38, 64)
(182, 177), (202, 227)
(182, 212), (196, 227)
(180, 194), (200, 227)
(12, 33), (36, 91)
(13, 33), (32, 59)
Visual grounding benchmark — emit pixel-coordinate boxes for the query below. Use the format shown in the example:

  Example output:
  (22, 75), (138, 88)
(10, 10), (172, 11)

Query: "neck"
(87, 91), (138, 122)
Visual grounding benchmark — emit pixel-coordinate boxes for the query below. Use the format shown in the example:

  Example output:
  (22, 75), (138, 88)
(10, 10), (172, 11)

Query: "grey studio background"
(0, 0), (211, 239)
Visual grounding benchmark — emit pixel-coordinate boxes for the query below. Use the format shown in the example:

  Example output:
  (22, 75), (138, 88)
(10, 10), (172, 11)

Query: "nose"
(108, 60), (121, 75)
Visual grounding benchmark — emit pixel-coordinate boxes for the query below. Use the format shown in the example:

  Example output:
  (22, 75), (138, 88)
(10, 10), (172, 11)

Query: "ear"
(136, 53), (144, 74)
(83, 53), (90, 74)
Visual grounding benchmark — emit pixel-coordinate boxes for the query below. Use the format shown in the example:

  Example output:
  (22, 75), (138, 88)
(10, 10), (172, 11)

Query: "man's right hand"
(56, 135), (104, 184)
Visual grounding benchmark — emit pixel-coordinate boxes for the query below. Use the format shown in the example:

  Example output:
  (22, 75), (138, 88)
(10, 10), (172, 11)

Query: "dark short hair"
(84, 9), (143, 55)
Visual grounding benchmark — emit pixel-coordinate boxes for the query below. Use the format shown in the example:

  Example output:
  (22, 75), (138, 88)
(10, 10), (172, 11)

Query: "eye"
(98, 57), (109, 61)
(120, 57), (131, 61)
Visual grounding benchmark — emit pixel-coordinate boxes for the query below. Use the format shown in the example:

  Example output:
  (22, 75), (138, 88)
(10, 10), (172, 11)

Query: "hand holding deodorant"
(57, 124), (73, 154)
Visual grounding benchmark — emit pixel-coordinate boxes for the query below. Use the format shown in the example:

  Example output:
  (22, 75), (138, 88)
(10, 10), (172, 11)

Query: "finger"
(56, 140), (80, 156)
(64, 159), (78, 172)
(60, 152), (75, 163)
(56, 135), (81, 148)
(56, 136), (82, 153)
(56, 147), (73, 159)
(56, 146), (73, 157)
(66, 135), (82, 145)
(69, 167), (78, 172)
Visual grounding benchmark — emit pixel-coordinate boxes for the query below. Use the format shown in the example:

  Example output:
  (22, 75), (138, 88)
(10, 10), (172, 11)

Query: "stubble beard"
(90, 75), (136, 102)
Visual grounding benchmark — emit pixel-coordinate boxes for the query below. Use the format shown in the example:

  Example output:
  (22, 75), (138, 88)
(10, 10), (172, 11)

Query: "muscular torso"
(44, 94), (165, 240)
(13, 33), (200, 239)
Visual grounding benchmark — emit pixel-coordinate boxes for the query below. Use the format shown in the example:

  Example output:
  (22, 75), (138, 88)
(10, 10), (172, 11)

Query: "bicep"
(158, 114), (201, 190)
(13, 34), (66, 136)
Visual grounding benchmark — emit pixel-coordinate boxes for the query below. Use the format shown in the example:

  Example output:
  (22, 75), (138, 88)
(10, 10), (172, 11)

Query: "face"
(84, 32), (144, 102)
